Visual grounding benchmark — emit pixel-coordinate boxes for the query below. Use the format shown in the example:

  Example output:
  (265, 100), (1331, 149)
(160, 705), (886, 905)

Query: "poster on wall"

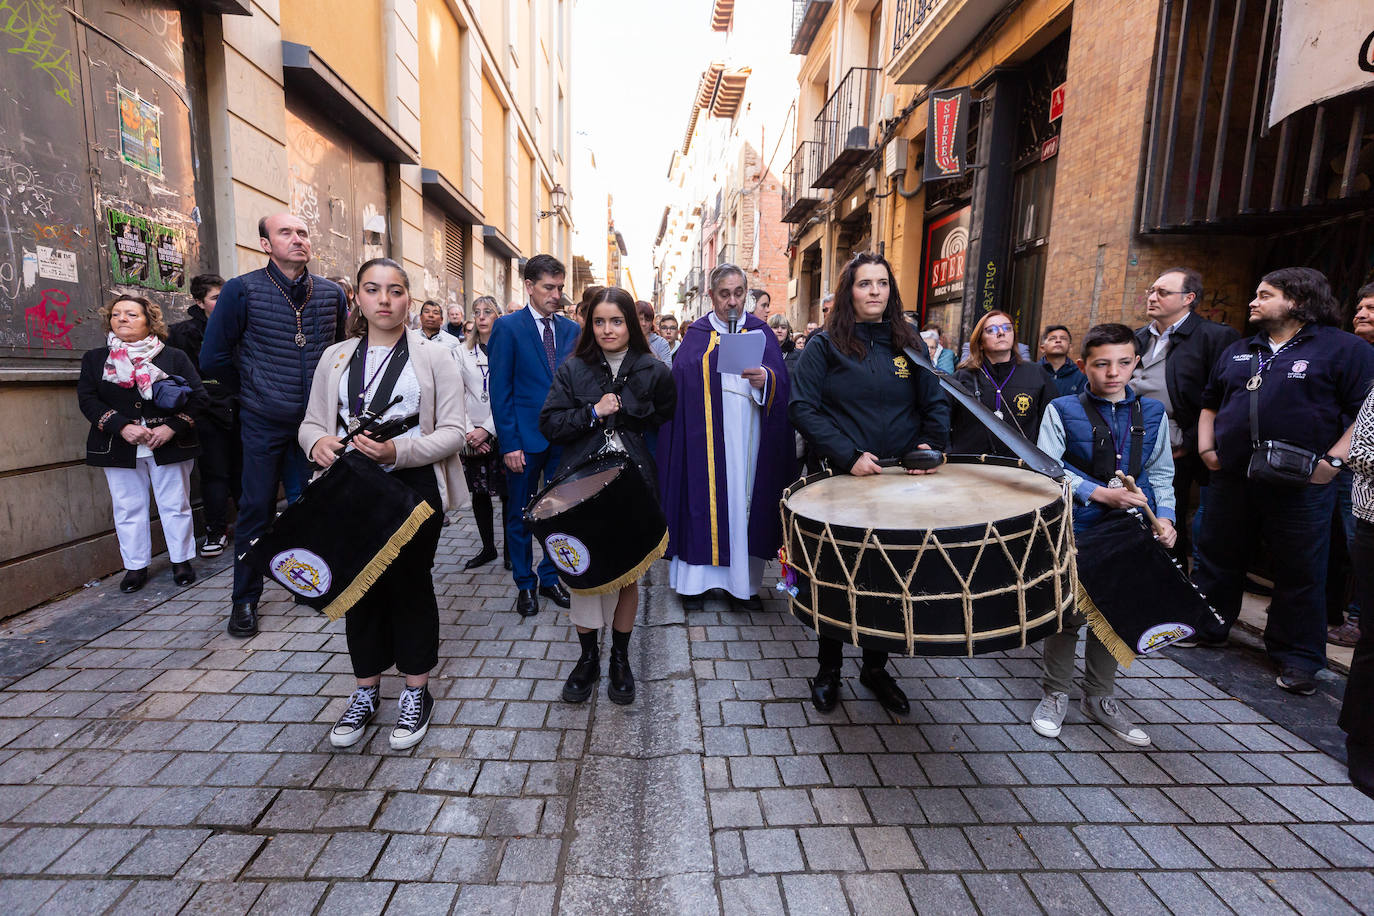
(118, 86), (163, 177)
(107, 208), (188, 292)
(923, 205), (972, 311)
(108, 209), (152, 286)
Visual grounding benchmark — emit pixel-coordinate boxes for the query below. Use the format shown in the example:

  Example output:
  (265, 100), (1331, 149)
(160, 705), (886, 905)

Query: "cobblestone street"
(0, 512), (1371, 914)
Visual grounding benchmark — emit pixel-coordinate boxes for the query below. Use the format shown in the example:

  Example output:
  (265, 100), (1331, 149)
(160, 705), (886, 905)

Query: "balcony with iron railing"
(790, 0), (832, 56)
(782, 141), (822, 223)
(812, 67), (879, 188)
(888, 0), (1010, 85)
(716, 244), (738, 269)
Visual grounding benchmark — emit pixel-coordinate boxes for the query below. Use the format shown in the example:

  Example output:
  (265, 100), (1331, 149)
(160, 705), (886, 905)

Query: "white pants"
(103, 458), (196, 569)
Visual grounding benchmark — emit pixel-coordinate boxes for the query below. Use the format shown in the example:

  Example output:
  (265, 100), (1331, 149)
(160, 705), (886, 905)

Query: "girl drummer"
(455, 294), (508, 571)
(789, 250), (950, 714)
(539, 286), (676, 705)
(300, 257), (467, 750)
(950, 310), (1057, 456)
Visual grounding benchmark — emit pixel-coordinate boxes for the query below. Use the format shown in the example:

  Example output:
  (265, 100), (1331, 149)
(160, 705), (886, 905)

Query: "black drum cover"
(525, 453), (668, 595)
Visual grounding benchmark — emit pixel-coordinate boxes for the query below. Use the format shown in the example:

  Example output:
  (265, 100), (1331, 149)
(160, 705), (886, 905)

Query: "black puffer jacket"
(950, 359), (1057, 456)
(539, 348), (677, 493)
(168, 305), (236, 428)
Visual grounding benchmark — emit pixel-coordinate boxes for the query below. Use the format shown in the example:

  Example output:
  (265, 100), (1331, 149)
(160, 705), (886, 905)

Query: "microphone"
(727, 306), (739, 335)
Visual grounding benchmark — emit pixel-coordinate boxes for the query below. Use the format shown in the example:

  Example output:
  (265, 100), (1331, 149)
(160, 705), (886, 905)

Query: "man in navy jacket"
(488, 254), (579, 618)
(200, 212), (347, 637)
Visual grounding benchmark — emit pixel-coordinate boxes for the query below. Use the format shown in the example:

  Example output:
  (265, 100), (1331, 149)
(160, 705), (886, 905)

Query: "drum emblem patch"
(1012, 393), (1033, 416)
(546, 533), (591, 576)
(892, 356), (910, 378)
(1136, 622), (1195, 654)
(271, 548), (333, 597)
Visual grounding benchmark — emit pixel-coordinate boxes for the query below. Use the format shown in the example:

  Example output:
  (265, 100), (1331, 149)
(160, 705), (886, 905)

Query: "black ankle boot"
(562, 634), (600, 704)
(608, 639), (635, 705)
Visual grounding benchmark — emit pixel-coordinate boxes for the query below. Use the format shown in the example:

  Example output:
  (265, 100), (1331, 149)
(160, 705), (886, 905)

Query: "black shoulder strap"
(346, 333), (411, 420)
(1077, 392), (1117, 481)
(1249, 350), (1261, 448)
(1128, 397), (1145, 481)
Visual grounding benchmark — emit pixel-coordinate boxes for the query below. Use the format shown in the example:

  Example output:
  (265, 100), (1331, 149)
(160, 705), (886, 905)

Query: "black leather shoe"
(464, 546), (498, 570)
(608, 645), (635, 705)
(732, 594), (764, 612)
(171, 562), (196, 587)
(516, 589), (540, 618)
(227, 601), (258, 638)
(681, 593), (705, 611)
(810, 666), (841, 712)
(120, 568), (148, 593)
(539, 582), (571, 609)
(503, 555), (512, 570)
(562, 647), (600, 703)
(859, 665), (910, 715)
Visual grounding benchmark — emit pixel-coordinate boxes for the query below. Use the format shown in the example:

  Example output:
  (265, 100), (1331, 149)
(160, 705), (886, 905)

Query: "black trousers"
(344, 466), (443, 679)
(197, 417), (242, 536)
(1340, 519), (1374, 799)
(1171, 452), (1202, 562)
(817, 635), (888, 670)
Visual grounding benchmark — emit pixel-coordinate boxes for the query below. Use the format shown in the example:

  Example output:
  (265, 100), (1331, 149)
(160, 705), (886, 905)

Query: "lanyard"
(980, 362), (1014, 413)
(1247, 336), (1302, 391)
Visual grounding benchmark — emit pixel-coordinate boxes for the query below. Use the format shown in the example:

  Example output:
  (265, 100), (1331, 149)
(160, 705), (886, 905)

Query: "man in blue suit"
(488, 254), (579, 617)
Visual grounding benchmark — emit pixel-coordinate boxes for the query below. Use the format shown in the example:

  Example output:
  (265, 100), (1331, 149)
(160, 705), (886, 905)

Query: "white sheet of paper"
(716, 329), (766, 375)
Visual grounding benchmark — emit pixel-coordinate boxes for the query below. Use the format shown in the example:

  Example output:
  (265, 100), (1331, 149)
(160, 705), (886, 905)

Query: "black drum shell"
(525, 454), (667, 593)
(782, 459), (1072, 656)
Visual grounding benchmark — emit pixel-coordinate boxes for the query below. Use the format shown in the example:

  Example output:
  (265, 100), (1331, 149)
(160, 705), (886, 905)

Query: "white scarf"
(102, 332), (168, 399)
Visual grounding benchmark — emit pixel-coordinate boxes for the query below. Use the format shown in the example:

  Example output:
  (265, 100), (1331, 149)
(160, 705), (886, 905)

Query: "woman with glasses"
(951, 310), (1057, 456)
(456, 295), (509, 570)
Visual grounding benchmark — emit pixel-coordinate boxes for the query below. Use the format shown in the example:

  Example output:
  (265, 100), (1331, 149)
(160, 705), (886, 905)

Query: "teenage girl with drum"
(300, 258), (467, 751)
(540, 287), (676, 705)
(789, 251), (950, 714)
(456, 295), (509, 570)
(951, 311), (1057, 455)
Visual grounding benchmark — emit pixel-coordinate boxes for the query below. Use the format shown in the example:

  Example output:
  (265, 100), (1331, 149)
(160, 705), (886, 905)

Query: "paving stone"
(34, 878), (132, 914)
(908, 826), (979, 871)
(431, 837), (501, 883)
(45, 828), (146, 875)
(1022, 872), (1107, 916)
(309, 832), (387, 878)
(316, 880), (395, 916)
(797, 827), (865, 872)
(962, 872), (1040, 916)
(720, 876), (785, 916)
(372, 833), (445, 881)
(180, 880), (265, 915)
(780, 874), (850, 916)
(495, 836), (560, 882)
(248, 880), (329, 914)
(1139, 871), (1233, 916)
(113, 828), (210, 877)
(175, 832), (264, 881)
(107, 879), (199, 916)
(243, 833), (328, 878)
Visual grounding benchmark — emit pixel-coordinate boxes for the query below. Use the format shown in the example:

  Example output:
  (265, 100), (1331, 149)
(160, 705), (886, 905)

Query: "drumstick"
(1114, 471), (1168, 538)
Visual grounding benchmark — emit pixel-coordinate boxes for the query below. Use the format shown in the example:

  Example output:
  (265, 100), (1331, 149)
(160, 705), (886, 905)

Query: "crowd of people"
(73, 211), (1373, 795)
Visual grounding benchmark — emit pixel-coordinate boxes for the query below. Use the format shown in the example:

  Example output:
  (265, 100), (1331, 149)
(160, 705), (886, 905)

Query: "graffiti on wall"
(0, 0), (79, 105)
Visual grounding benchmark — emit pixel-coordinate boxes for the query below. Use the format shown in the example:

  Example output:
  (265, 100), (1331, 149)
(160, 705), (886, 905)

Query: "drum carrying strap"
(346, 332), (411, 425)
(1076, 392), (1144, 483)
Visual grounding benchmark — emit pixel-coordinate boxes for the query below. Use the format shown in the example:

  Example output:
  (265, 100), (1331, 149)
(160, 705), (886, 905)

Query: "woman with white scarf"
(77, 296), (209, 593)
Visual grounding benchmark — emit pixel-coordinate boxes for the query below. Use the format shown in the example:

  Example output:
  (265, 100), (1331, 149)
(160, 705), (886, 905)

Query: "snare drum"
(780, 456), (1075, 655)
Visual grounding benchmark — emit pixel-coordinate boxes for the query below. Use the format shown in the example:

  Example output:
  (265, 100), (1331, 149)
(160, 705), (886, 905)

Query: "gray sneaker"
(1081, 695), (1150, 746)
(1031, 691), (1069, 738)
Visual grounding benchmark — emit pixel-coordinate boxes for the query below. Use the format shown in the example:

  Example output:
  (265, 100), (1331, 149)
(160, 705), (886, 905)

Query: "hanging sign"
(923, 205), (972, 309)
(1268, 1), (1374, 128)
(1049, 82), (1066, 122)
(923, 87), (973, 183)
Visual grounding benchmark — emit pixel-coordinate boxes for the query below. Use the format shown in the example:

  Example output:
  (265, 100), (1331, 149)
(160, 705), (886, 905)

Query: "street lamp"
(539, 184), (568, 220)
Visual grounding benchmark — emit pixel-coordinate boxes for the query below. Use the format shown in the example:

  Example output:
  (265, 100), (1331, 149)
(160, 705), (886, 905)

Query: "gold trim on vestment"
(703, 332), (720, 565)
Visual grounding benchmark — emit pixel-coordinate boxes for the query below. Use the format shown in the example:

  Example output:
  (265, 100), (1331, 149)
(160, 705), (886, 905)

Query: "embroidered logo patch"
(546, 533), (591, 576)
(893, 356), (910, 378)
(271, 548), (333, 598)
(1136, 622), (1195, 654)
(1290, 359), (1308, 373)
(1013, 393), (1033, 416)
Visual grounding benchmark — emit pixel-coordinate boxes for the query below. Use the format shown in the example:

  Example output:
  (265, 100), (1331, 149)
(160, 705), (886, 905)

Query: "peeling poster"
(118, 86), (163, 177)
(36, 246), (77, 283)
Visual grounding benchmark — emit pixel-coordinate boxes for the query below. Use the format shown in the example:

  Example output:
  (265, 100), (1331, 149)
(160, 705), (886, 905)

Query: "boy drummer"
(1031, 323), (1177, 746)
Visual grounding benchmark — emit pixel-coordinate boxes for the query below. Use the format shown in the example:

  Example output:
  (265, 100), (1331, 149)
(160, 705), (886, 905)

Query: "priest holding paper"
(658, 263), (794, 612)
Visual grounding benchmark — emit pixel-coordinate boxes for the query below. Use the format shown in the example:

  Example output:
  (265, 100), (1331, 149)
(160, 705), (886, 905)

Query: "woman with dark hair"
(950, 310), (1056, 456)
(539, 287), (676, 705)
(299, 257), (467, 751)
(78, 295), (210, 593)
(790, 251), (950, 714)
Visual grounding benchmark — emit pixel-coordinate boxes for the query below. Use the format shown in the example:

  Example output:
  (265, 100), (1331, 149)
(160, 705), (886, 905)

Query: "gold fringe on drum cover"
(567, 529), (669, 597)
(778, 457), (1078, 657)
(323, 501), (436, 620)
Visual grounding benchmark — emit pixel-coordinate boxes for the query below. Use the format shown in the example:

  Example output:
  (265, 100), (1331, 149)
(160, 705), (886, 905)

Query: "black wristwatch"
(1322, 454), (1345, 470)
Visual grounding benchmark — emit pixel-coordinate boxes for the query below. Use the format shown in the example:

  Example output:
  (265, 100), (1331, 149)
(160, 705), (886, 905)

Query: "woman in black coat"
(539, 287), (676, 707)
(950, 309), (1057, 455)
(77, 295), (209, 593)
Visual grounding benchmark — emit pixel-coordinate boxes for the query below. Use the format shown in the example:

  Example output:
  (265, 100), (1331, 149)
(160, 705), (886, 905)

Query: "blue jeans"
(281, 444), (311, 503)
(232, 413), (308, 604)
(504, 447), (562, 590)
(1193, 470), (1337, 674)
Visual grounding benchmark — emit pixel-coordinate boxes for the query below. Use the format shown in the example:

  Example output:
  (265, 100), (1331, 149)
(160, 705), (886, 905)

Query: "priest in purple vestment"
(657, 263), (794, 612)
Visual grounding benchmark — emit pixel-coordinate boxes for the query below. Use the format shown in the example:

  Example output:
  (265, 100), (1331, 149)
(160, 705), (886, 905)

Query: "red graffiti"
(25, 288), (74, 351)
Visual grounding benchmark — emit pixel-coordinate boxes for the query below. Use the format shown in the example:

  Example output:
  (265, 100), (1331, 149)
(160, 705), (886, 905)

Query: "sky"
(570, 0), (716, 294)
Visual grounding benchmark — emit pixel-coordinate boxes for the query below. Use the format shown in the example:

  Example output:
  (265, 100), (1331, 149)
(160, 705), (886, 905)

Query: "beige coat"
(299, 330), (470, 510)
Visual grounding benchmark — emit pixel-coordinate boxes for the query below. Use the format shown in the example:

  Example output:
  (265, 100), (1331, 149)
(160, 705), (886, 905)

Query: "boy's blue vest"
(1053, 387), (1167, 531)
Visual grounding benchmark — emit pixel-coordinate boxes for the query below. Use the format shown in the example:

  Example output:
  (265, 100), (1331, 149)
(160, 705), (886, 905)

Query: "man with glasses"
(1130, 267), (1239, 560)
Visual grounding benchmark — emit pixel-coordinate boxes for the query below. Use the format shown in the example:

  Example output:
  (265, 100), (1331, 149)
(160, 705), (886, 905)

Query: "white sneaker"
(1082, 695), (1150, 746)
(1031, 691), (1069, 738)
(390, 686), (434, 750)
(330, 686), (378, 748)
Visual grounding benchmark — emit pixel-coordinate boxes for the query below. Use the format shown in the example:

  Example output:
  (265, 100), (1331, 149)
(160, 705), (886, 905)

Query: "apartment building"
(0, 0), (573, 616)
(782, 0), (1373, 344)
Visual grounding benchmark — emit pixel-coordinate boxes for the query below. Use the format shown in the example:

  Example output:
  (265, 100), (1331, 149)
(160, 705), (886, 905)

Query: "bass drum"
(780, 456), (1075, 655)
(525, 453), (668, 595)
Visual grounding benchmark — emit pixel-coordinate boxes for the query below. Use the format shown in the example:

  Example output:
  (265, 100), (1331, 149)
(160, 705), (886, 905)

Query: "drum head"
(528, 456), (626, 520)
(784, 464), (1062, 530)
